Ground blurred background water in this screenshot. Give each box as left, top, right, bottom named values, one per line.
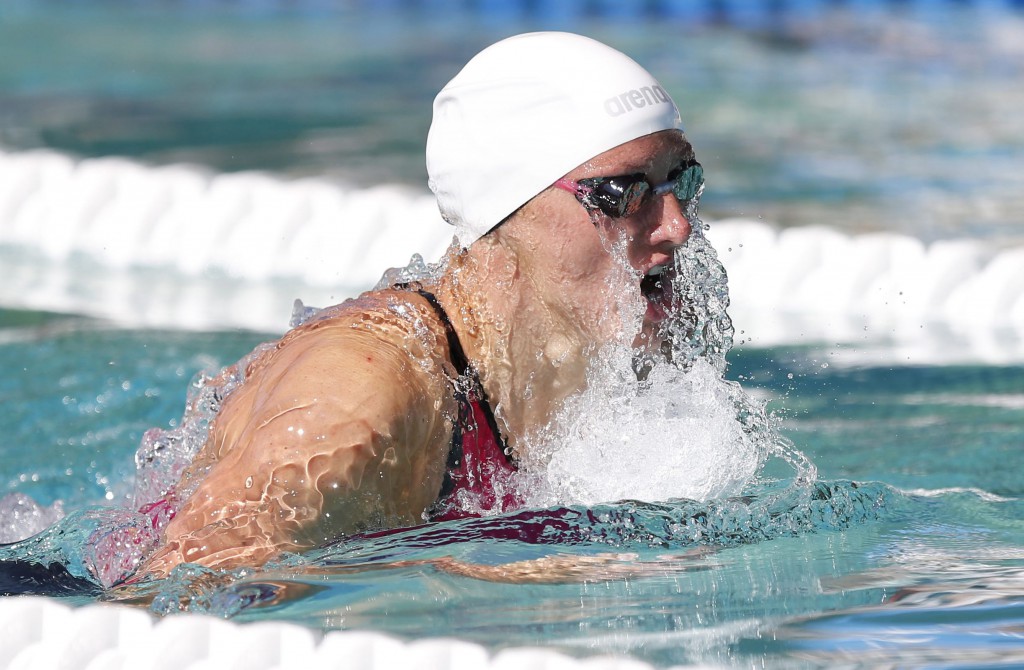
left=2, top=0, right=1023, bottom=244
left=3, top=0, right=1024, bottom=346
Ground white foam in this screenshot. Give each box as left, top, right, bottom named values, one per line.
left=524, top=358, right=762, bottom=507
left=0, top=493, right=65, bottom=544
left=1, top=149, right=1023, bottom=361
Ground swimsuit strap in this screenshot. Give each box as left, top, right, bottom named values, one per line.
left=408, top=286, right=472, bottom=376
left=395, top=283, right=510, bottom=455
left=394, top=283, right=520, bottom=521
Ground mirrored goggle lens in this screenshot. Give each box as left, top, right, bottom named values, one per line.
left=671, top=163, right=704, bottom=203
left=587, top=176, right=649, bottom=218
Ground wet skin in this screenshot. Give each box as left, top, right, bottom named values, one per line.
left=136, top=130, right=695, bottom=580
left=544, top=129, right=695, bottom=349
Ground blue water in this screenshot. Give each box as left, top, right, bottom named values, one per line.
left=2, top=309, right=1022, bottom=667
left=3, top=3, right=1024, bottom=668
left=2, top=2, right=1023, bottom=244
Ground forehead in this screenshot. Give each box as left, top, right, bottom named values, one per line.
left=569, top=130, right=694, bottom=179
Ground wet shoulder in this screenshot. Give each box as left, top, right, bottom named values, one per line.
left=195, top=288, right=459, bottom=475
left=256, top=288, right=454, bottom=382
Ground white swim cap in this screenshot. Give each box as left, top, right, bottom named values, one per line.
left=426, top=32, right=683, bottom=247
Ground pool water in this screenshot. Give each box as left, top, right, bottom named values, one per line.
left=2, top=307, right=1022, bottom=668
left=3, top=2, right=1023, bottom=246
left=2, top=2, right=1024, bottom=668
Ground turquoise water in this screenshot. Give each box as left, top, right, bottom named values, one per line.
left=3, top=3, right=1024, bottom=668
left=2, top=3, right=1023, bottom=244
left=2, top=308, right=1022, bottom=667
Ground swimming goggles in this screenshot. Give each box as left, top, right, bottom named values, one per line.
left=554, top=160, right=703, bottom=219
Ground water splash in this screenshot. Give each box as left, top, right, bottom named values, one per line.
left=81, top=342, right=275, bottom=586
left=0, top=493, right=64, bottom=544
left=523, top=356, right=764, bottom=506
left=516, top=204, right=806, bottom=509
left=665, top=217, right=735, bottom=374
left=373, top=251, right=448, bottom=292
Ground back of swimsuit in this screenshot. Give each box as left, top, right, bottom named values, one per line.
left=407, top=288, right=521, bottom=521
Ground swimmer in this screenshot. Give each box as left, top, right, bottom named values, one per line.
left=135, top=32, right=700, bottom=581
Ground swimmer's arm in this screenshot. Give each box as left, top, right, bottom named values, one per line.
left=137, top=327, right=451, bottom=579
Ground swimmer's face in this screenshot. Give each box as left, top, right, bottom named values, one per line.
left=514, top=129, right=695, bottom=349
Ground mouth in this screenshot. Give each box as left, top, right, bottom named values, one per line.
left=640, top=264, right=673, bottom=322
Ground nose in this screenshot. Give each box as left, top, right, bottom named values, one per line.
left=648, top=191, right=692, bottom=249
